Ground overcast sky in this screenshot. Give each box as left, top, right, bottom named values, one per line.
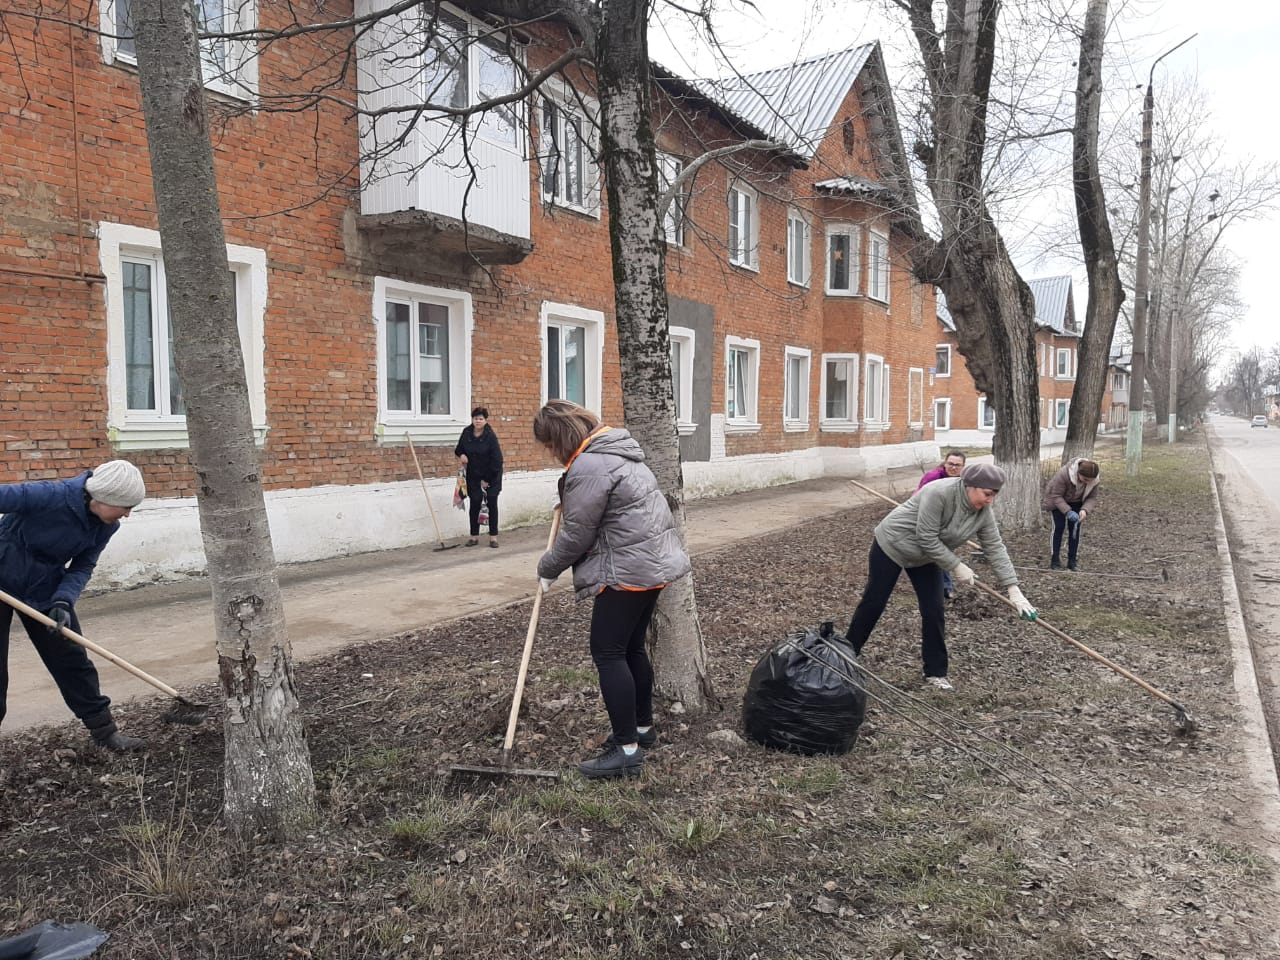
left=648, top=0, right=1278, bottom=358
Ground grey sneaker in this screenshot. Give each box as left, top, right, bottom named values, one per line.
left=924, top=676, right=954, bottom=691
left=577, top=744, right=644, bottom=780
left=95, top=730, right=147, bottom=752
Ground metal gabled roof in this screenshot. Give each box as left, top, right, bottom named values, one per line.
left=708, top=45, right=876, bottom=161
left=1027, top=276, right=1076, bottom=335
left=936, top=290, right=956, bottom=332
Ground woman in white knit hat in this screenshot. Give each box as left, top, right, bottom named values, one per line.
left=0, top=459, right=147, bottom=750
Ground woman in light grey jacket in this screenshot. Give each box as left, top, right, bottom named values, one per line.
left=535, top=400, right=691, bottom=780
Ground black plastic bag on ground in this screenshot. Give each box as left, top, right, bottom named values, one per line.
left=741, top=622, right=867, bottom=755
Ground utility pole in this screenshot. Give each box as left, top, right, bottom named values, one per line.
left=1126, top=35, right=1194, bottom=475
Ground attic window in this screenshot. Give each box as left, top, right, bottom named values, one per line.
left=841, top=118, right=856, bottom=155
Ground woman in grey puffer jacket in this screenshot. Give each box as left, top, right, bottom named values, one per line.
left=534, top=400, right=691, bottom=780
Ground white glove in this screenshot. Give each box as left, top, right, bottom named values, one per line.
left=1007, top=585, right=1037, bottom=621
left=539, top=576, right=557, bottom=594
left=951, top=562, right=975, bottom=586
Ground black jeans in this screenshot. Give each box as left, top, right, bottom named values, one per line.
left=467, top=483, right=499, bottom=537
left=845, top=540, right=948, bottom=678
left=589, top=587, right=660, bottom=744
left=1050, top=502, right=1084, bottom=564
left=0, top=601, right=110, bottom=730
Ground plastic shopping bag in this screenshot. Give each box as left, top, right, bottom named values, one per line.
left=453, top=469, right=468, bottom=510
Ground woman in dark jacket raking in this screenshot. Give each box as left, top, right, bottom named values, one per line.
left=0, top=460, right=147, bottom=751
left=534, top=400, right=691, bottom=780
left=454, top=406, right=504, bottom=547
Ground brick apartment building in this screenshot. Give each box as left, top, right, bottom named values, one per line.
left=934, top=276, right=1116, bottom=448
left=0, top=2, right=942, bottom=586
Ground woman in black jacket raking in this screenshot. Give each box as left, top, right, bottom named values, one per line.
left=455, top=406, right=504, bottom=547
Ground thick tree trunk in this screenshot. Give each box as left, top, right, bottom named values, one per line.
left=132, top=0, right=315, bottom=841
left=1064, top=0, right=1124, bottom=463
left=596, top=0, right=714, bottom=711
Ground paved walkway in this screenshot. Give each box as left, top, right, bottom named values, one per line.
left=5, top=473, right=931, bottom=733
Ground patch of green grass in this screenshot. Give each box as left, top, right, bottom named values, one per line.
left=545, top=666, right=598, bottom=687
left=1200, top=840, right=1273, bottom=878
left=771, top=761, right=844, bottom=798
left=405, top=871, right=452, bottom=912
left=354, top=746, right=412, bottom=771
left=660, top=814, right=726, bottom=853
left=384, top=792, right=480, bottom=848
left=1102, top=444, right=1211, bottom=503
left=1049, top=605, right=1177, bottom=646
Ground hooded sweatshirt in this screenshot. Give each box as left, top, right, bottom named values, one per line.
left=1041, top=458, right=1101, bottom=515
left=537, top=428, right=691, bottom=599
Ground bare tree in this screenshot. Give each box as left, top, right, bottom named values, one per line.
left=130, top=0, right=315, bottom=841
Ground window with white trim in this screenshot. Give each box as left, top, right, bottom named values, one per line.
left=725, top=336, right=760, bottom=427
left=867, top=230, right=890, bottom=302
left=375, top=278, right=474, bottom=442
left=102, top=0, right=258, bottom=100
left=934, top=398, right=951, bottom=430
left=864, top=355, right=889, bottom=425
left=540, top=93, right=598, bottom=214
left=786, top=208, right=812, bottom=287
left=657, top=152, right=685, bottom=246
left=669, top=325, right=695, bottom=432
left=728, top=183, right=759, bottom=270
left=99, top=223, right=266, bottom=451
left=978, top=397, right=996, bottom=430
left=908, top=367, right=925, bottom=426
left=1055, top=398, right=1071, bottom=427
left=543, top=303, right=604, bottom=413
left=825, top=224, right=860, bottom=295
left=1056, top=347, right=1074, bottom=379
left=1112, top=370, right=1127, bottom=390
left=820, top=353, right=858, bottom=428
left=783, top=346, right=811, bottom=427
left=935, top=344, right=951, bottom=377
left=417, top=7, right=522, bottom=149
left=1039, top=342, right=1048, bottom=377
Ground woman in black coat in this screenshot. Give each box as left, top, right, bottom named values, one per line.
left=455, top=406, right=504, bottom=547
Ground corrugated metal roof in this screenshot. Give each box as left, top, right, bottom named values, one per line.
left=814, top=175, right=890, bottom=196
left=1027, top=276, right=1075, bottom=335
left=709, top=45, right=876, bottom=160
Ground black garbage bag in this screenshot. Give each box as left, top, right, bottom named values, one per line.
left=741, top=622, right=867, bottom=756
left=0, top=920, right=108, bottom=960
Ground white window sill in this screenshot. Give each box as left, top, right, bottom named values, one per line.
left=783, top=420, right=810, bottom=433
left=729, top=259, right=760, bottom=274
left=824, top=288, right=860, bottom=298
left=935, top=373, right=951, bottom=379
left=787, top=279, right=811, bottom=290
left=820, top=420, right=859, bottom=433
left=378, top=419, right=469, bottom=445
left=110, top=422, right=268, bottom=451
left=862, top=421, right=890, bottom=433
left=868, top=295, right=889, bottom=305
left=909, top=421, right=925, bottom=429
left=541, top=196, right=601, bottom=220
left=723, top=420, right=761, bottom=435
left=676, top=421, right=698, bottom=437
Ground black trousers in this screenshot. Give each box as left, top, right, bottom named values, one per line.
left=467, top=482, right=499, bottom=536
left=1050, top=502, right=1083, bottom=564
left=0, top=601, right=110, bottom=730
left=589, top=587, right=660, bottom=744
left=845, top=540, right=948, bottom=678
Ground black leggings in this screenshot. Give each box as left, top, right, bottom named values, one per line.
left=467, top=483, right=499, bottom=536
left=589, top=587, right=660, bottom=744
left=845, top=539, right=948, bottom=678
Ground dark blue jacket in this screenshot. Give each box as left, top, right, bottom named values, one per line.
left=0, top=472, right=120, bottom=608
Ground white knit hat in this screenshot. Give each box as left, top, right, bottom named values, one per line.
left=85, top=460, right=146, bottom=508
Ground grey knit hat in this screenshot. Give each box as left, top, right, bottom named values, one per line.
left=85, top=460, right=146, bottom=508
left=961, top=463, right=1006, bottom=491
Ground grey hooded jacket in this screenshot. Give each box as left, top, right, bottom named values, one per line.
left=537, top=428, right=691, bottom=599
left=873, top=476, right=1019, bottom=588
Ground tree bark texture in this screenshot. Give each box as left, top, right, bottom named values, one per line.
left=131, top=0, right=315, bottom=841
left=1064, top=0, right=1124, bottom=463
left=596, top=0, right=714, bottom=711
left=904, top=0, right=1041, bottom=529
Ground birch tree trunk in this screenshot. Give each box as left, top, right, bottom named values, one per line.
left=596, top=0, right=714, bottom=711
left=131, top=0, right=315, bottom=841
left=1064, top=0, right=1124, bottom=463
left=904, top=0, right=1041, bottom=529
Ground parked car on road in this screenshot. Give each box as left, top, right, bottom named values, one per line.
left=1251, top=415, right=1268, bottom=428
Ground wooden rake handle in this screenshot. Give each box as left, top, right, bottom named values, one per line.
left=405, top=432, right=447, bottom=546
left=0, top=588, right=183, bottom=699
left=502, top=508, right=562, bottom=756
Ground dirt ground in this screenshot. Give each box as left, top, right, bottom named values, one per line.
left=2, top=434, right=1277, bottom=960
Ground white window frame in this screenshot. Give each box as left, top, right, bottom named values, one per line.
left=867, top=230, right=890, bottom=303
left=1039, top=342, right=1048, bottom=377
left=669, top=325, right=696, bottom=435
left=819, top=353, right=859, bottom=432
left=825, top=224, right=861, bottom=296
left=935, top=344, right=952, bottom=378
left=539, top=83, right=600, bottom=216
left=908, top=367, right=925, bottom=427
left=727, top=182, right=759, bottom=271
left=786, top=208, right=812, bottom=287
left=978, top=397, right=996, bottom=431
left=99, top=0, right=259, bottom=101
left=99, top=222, right=266, bottom=451
left=374, top=278, right=474, bottom=443
left=1056, top=347, right=1075, bottom=379
left=933, top=398, right=951, bottom=431
left=1055, top=398, right=1071, bottom=428
left=864, top=354, right=890, bottom=427
left=541, top=302, right=605, bottom=414
left=783, top=346, right=811, bottom=430
left=657, top=152, right=686, bottom=247
left=724, top=335, right=761, bottom=432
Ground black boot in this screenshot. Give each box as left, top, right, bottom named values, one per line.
left=1049, top=556, right=1062, bottom=570
left=84, top=709, right=146, bottom=753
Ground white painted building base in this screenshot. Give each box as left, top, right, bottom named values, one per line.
left=92, top=439, right=942, bottom=590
